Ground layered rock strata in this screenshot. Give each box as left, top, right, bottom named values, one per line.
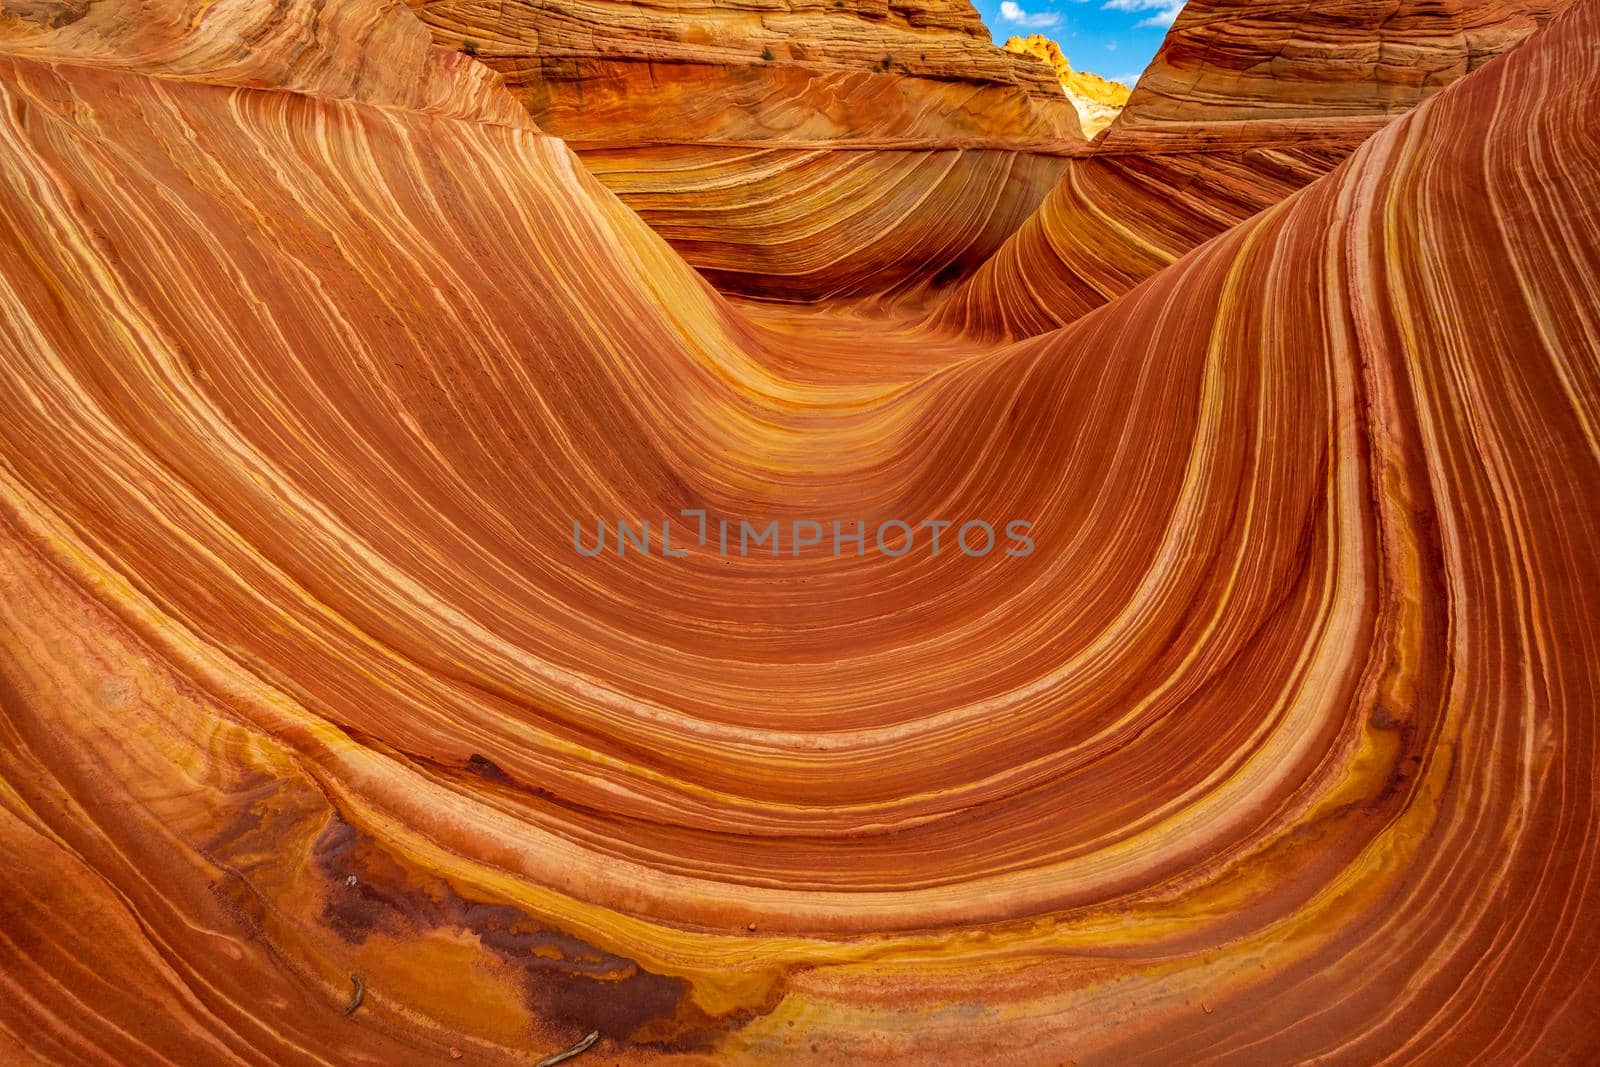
left=932, top=0, right=1575, bottom=337
left=2, top=0, right=1599, bottom=1062
left=404, top=0, right=1086, bottom=299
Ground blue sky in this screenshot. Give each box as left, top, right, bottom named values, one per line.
left=971, top=0, right=1185, bottom=86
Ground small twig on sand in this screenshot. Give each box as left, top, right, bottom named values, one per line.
left=342, top=974, right=365, bottom=1016
left=535, top=1030, right=599, bottom=1067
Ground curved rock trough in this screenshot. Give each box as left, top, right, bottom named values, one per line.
left=1, top=0, right=1597, bottom=1062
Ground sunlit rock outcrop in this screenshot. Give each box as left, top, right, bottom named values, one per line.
left=2, top=0, right=1598, bottom=1062
left=1004, top=33, right=1130, bottom=138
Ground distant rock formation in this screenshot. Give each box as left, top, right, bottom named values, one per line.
left=404, top=0, right=1086, bottom=299
left=1003, top=33, right=1131, bottom=138
left=406, top=0, right=1078, bottom=146
left=934, top=0, right=1576, bottom=337
left=1117, top=0, right=1570, bottom=137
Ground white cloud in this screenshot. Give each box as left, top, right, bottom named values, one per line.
left=1101, top=0, right=1185, bottom=29
left=1105, top=41, right=1118, bottom=51
left=999, top=1, right=1062, bottom=29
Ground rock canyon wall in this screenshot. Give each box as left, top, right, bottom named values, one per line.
left=403, top=0, right=1084, bottom=300
left=932, top=0, right=1577, bottom=337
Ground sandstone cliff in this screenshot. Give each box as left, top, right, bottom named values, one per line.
left=934, top=0, right=1577, bottom=337
left=406, top=0, right=1079, bottom=145
left=1004, top=33, right=1130, bottom=138
left=403, top=0, right=1086, bottom=300
left=1115, top=0, right=1572, bottom=140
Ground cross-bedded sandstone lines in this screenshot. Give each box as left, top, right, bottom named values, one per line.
left=1, top=0, right=1598, bottom=1062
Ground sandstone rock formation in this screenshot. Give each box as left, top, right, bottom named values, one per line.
left=1004, top=33, right=1130, bottom=138
left=933, top=0, right=1576, bottom=337
left=1116, top=0, right=1571, bottom=135
left=406, top=0, right=1075, bottom=145
left=403, top=0, right=1085, bottom=300
left=3, top=0, right=1600, bottom=1063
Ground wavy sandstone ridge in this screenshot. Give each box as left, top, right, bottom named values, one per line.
left=1116, top=0, right=1573, bottom=136
left=2, top=0, right=1600, bottom=1063
left=402, top=0, right=1084, bottom=300
left=933, top=0, right=1575, bottom=337
left=405, top=0, right=1075, bottom=145
left=1004, top=34, right=1130, bottom=138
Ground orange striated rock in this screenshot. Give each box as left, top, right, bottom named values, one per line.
left=0, top=0, right=527, bottom=124
left=1003, top=33, right=1130, bottom=138
left=403, top=0, right=1085, bottom=300
left=3, top=0, right=1600, bottom=1064
left=405, top=0, right=1076, bottom=145
left=1116, top=0, right=1572, bottom=137
left=934, top=0, right=1577, bottom=338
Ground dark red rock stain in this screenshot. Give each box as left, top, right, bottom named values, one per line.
left=464, top=752, right=512, bottom=782
left=313, top=815, right=782, bottom=1049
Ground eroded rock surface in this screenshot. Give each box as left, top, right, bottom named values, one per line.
left=2, top=0, right=1598, bottom=1062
